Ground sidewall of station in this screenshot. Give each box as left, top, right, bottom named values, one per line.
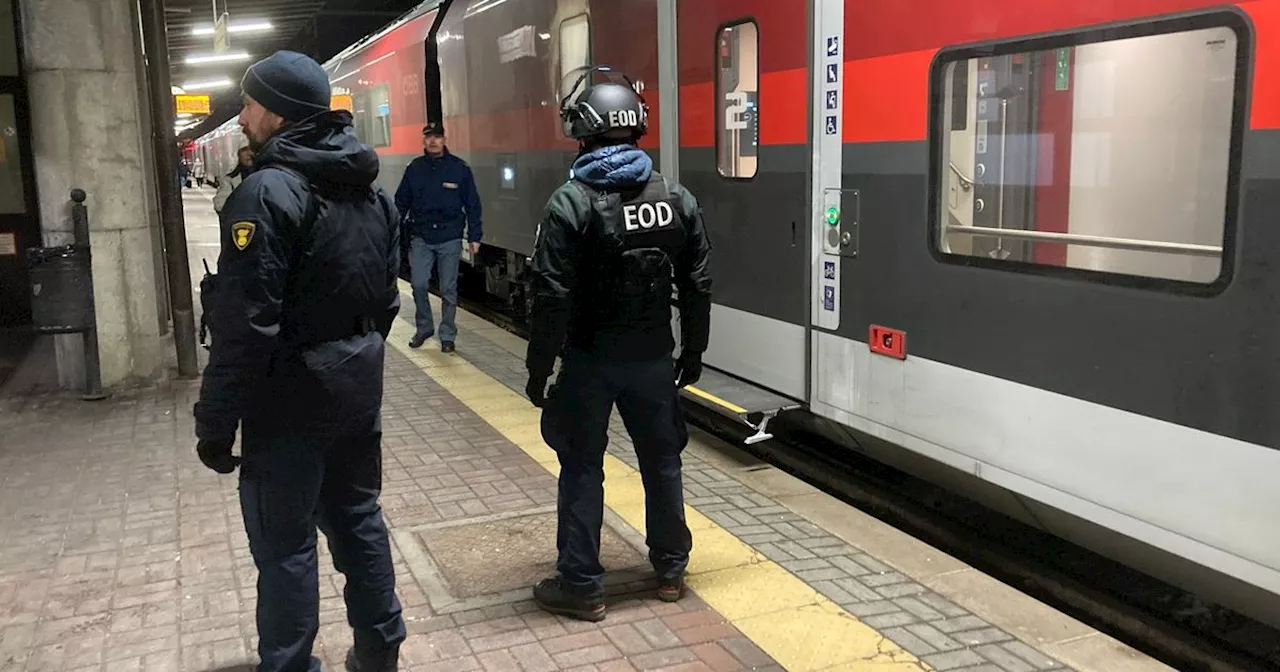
left=18, top=0, right=163, bottom=389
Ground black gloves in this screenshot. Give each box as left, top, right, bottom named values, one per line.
left=526, top=375, right=550, bottom=408
left=675, top=350, right=703, bottom=389
left=197, top=438, right=239, bottom=474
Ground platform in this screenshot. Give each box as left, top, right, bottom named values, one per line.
left=0, top=191, right=1173, bottom=671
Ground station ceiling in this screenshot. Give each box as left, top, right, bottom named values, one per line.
left=164, top=0, right=428, bottom=139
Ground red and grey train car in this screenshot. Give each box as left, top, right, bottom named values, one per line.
left=196, top=0, right=1280, bottom=627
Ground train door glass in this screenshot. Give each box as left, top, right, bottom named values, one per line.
left=716, top=22, right=758, bottom=180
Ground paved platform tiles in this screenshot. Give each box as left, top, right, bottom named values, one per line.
left=387, top=286, right=1172, bottom=672
left=0, top=193, right=1171, bottom=671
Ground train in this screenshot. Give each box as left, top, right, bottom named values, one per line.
left=194, top=0, right=1280, bottom=628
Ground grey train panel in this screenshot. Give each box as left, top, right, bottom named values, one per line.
left=680, top=148, right=809, bottom=327
left=831, top=131, right=1280, bottom=450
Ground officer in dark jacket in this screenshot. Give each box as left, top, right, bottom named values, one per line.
left=394, top=122, right=482, bottom=353
left=524, top=70, right=712, bottom=622
left=193, top=51, right=406, bottom=672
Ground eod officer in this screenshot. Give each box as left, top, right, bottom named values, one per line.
left=524, top=69, right=713, bottom=622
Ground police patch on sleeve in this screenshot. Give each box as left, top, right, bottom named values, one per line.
left=231, top=222, right=256, bottom=251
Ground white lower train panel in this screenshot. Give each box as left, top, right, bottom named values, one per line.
left=810, top=331, right=1280, bottom=600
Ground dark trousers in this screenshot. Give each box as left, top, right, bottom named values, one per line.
left=239, top=426, right=406, bottom=672
left=540, top=349, right=694, bottom=599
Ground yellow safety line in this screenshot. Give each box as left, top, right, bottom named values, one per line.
left=682, top=383, right=750, bottom=415
left=389, top=283, right=927, bottom=671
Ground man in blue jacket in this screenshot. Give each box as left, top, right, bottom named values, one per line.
left=394, top=122, right=482, bottom=353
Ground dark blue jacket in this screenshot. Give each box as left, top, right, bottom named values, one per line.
left=394, top=150, right=482, bottom=245
left=194, top=110, right=401, bottom=441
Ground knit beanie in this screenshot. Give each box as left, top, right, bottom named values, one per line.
left=241, top=51, right=331, bottom=122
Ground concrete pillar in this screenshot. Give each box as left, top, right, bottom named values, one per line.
left=18, top=0, right=163, bottom=389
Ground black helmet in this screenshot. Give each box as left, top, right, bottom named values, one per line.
left=560, top=66, right=649, bottom=141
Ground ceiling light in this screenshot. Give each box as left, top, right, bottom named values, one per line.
left=183, top=77, right=234, bottom=91
left=185, top=52, right=251, bottom=65
left=192, top=21, right=273, bottom=36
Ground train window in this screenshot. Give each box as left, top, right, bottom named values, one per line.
left=931, top=14, right=1249, bottom=289
left=558, top=14, right=591, bottom=102
left=716, top=21, right=759, bottom=180
left=369, top=84, right=392, bottom=148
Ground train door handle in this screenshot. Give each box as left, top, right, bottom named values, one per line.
left=791, top=221, right=797, bottom=247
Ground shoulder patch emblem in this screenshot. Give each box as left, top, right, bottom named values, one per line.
left=231, top=222, right=256, bottom=251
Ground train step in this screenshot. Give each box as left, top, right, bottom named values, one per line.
left=680, top=367, right=802, bottom=445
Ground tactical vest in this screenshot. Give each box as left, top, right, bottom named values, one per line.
left=572, top=171, right=688, bottom=347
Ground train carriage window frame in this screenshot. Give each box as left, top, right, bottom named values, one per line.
left=369, top=83, right=394, bottom=149
left=558, top=14, right=592, bottom=106
left=715, top=18, right=761, bottom=181
left=925, top=8, right=1253, bottom=296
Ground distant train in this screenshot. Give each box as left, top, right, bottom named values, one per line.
left=195, top=0, right=1280, bottom=627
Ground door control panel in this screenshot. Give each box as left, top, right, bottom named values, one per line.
left=822, top=187, right=859, bottom=258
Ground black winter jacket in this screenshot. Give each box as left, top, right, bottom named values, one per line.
left=525, top=160, right=712, bottom=379
left=194, top=111, right=401, bottom=441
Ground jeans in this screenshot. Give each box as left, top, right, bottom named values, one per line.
left=539, top=350, right=693, bottom=599
left=238, top=424, right=406, bottom=672
left=409, top=237, right=462, bottom=343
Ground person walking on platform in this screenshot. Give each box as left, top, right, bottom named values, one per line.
left=524, top=69, right=713, bottom=622
left=192, top=50, right=407, bottom=672
left=394, top=122, right=482, bottom=353
left=213, top=146, right=254, bottom=213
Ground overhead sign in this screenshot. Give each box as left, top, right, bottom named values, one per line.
left=214, top=13, right=230, bottom=53
left=331, top=94, right=354, bottom=113
left=174, top=94, right=211, bottom=115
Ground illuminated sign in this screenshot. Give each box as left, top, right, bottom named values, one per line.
left=331, top=94, right=354, bottom=112
left=174, top=94, right=211, bottom=115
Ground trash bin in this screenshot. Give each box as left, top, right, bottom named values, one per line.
left=27, top=244, right=95, bottom=335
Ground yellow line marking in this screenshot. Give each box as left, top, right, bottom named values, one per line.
left=387, top=284, right=926, bottom=671
left=682, top=383, right=749, bottom=415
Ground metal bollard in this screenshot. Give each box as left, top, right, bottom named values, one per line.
left=70, top=189, right=106, bottom=401
left=26, top=189, right=107, bottom=401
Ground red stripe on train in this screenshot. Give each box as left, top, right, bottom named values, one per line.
left=383, top=0, right=1279, bottom=156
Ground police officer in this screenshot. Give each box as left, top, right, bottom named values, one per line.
left=193, top=51, right=406, bottom=672
left=394, top=121, right=483, bottom=353
left=524, top=71, right=712, bottom=622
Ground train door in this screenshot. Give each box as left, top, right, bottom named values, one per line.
left=674, top=0, right=810, bottom=401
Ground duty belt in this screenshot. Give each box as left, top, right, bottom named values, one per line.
left=292, top=315, right=380, bottom=347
